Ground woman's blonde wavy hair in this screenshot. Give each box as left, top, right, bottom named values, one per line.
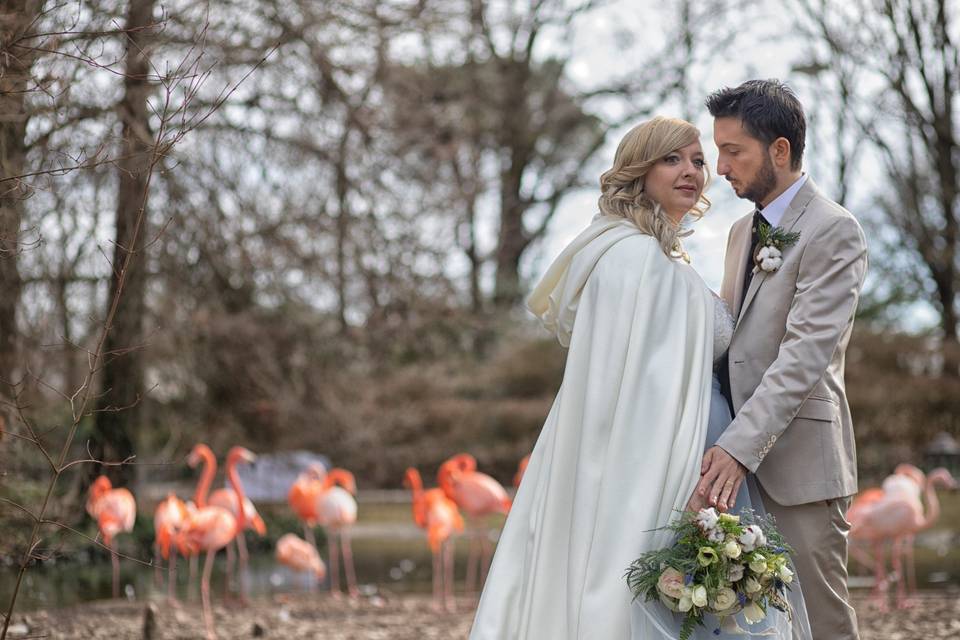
left=598, top=116, right=711, bottom=259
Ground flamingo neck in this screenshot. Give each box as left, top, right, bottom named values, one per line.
left=324, top=469, right=354, bottom=492
left=921, top=476, right=943, bottom=528
left=406, top=471, right=423, bottom=502
left=194, top=448, right=216, bottom=508
left=226, top=454, right=247, bottom=531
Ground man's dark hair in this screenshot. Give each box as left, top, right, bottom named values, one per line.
left=705, top=79, right=806, bottom=171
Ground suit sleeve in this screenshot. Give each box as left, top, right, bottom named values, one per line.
left=715, top=214, right=868, bottom=472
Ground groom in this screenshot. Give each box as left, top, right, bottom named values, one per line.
left=696, top=79, right=867, bottom=639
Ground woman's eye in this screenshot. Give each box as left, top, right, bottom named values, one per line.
left=694, top=159, right=705, bottom=168
left=665, top=155, right=680, bottom=164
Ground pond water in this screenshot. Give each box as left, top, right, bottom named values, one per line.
left=2, top=515, right=957, bottom=612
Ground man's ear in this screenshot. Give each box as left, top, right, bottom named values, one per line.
left=770, top=137, right=792, bottom=168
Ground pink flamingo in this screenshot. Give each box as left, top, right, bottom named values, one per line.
left=177, top=446, right=255, bottom=640
left=183, top=443, right=218, bottom=593
left=209, top=454, right=267, bottom=599
left=288, top=463, right=326, bottom=547
left=404, top=467, right=464, bottom=612
left=154, top=492, right=190, bottom=601
left=850, top=467, right=957, bottom=610
left=437, top=453, right=511, bottom=594
left=86, top=475, right=137, bottom=599
left=316, top=468, right=359, bottom=598
left=276, top=533, right=327, bottom=590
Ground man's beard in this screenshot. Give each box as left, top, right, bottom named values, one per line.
left=740, top=154, right=777, bottom=205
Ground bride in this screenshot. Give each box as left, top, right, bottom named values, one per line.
left=468, top=117, right=810, bottom=639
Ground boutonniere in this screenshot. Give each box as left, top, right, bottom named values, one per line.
left=752, top=224, right=800, bottom=274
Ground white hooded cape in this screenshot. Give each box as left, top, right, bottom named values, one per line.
left=470, top=216, right=715, bottom=639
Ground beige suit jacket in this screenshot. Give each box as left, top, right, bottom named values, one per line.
left=717, top=178, right=868, bottom=506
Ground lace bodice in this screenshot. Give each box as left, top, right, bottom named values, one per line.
left=713, top=294, right=734, bottom=363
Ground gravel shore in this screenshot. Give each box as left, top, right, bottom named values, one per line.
left=8, top=589, right=959, bottom=639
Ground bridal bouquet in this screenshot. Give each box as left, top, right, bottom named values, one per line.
left=625, top=507, right=795, bottom=640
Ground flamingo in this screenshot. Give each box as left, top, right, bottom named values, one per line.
left=513, top=454, right=530, bottom=489
left=183, top=443, right=217, bottom=593
left=86, top=475, right=137, bottom=599
left=154, top=493, right=190, bottom=601
left=438, top=453, right=511, bottom=594
left=276, top=533, right=327, bottom=590
left=209, top=454, right=267, bottom=599
left=288, top=463, right=326, bottom=547
left=177, top=446, right=255, bottom=640
left=404, top=467, right=464, bottom=612
left=316, top=468, right=359, bottom=598
left=848, top=465, right=927, bottom=592
left=850, top=467, right=957, bottom=610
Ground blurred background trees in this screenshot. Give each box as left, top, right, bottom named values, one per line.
left=1, top=0, right=958, bottom=521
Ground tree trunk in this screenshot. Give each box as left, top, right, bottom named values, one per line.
left=91, top=0, right=156, bottom=486
left=0, top=1, right=39, bottom=405
left=335, top=129, right=350, bottom=335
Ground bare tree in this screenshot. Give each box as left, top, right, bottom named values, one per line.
left=791, top=0, right=960, bottom=373
left=88, top=0, right=158, bottom=486
left=0, top=2, right=45, bottom=414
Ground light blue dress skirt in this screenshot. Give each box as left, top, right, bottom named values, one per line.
left=705, top=375, right=764, bottom=515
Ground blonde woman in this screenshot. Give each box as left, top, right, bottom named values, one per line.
left=468, top=117, right=810, bottom=639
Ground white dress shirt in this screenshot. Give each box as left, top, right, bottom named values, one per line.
left=758, top=174, right=808, bottom=226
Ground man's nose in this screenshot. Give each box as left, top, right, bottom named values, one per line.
left=716, top=159, right=730, bottom=176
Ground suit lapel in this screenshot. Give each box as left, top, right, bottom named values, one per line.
left=728, top=218, right=752, bottom=317
left=735, top=178, right=820, bottom=328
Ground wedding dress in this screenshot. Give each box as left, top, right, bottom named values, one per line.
left=629, top=298, right=813, bottom=639
left=468, top=215, right=810, bottom=640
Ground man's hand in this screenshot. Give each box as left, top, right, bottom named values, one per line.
left=695, top=446, right=747, bottom=512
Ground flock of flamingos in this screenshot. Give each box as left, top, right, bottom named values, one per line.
left=84, top=444, right=526, bottom=638
left=84, top=444, right=953, bottom=638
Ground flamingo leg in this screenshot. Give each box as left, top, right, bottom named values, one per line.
left=431, top=545, right=443, bottom=612
left=304, top=523, right=316, bottom=548
left=201, top=549, right=218, bottom=640
left=328, top=530, right=341, bottom=598
left=905, top=534, right=917, bottom=600
left=236, top=532, right=250, bottom=601
left=340, top=529, right=359, bottom=597
left=465, top=531, right=479, bottom=594
left=479, top=534, right=493, bottom=588
left=891, top=537, right=907, bottom=609
left=223, top=539, right=235, bottom=599
left=189, top=552, right=199, bottom=596
left=111, top=541, right=120, bottom=599
left=168, top=548, right=179, bottom=602
left=154, top=543, right=163, bottom=589
left=444, top=539, right=456, bottom=613
left=871, top=541, right=888, bottom=612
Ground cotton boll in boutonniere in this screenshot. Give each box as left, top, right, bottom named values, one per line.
left=752, top=224, right=800, bottom=274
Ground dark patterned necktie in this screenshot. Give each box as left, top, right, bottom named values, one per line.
left=741, top=210, right=770, bottom=307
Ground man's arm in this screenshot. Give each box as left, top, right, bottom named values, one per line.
left=696, top=213, right=868, bottom=509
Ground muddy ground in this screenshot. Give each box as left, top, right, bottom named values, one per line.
left=7, top=590, right=960, bottom=639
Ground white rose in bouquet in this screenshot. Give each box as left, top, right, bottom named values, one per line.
left=656, top=567, right=685, bottom=599
left=678, top=588, right=694, bottom=612
left=691, top=585, right=708, bottom=608
left=711, top=587, right=738, bottom=613
left=723, top=539, right=742, bottom=559
left=726, top=563, right=745, bottom=582
left=777, top=565, right=794, bottom=583
left=748, top=554, right=767, bottom=574
left=744, top=577, right=762, bottom=595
